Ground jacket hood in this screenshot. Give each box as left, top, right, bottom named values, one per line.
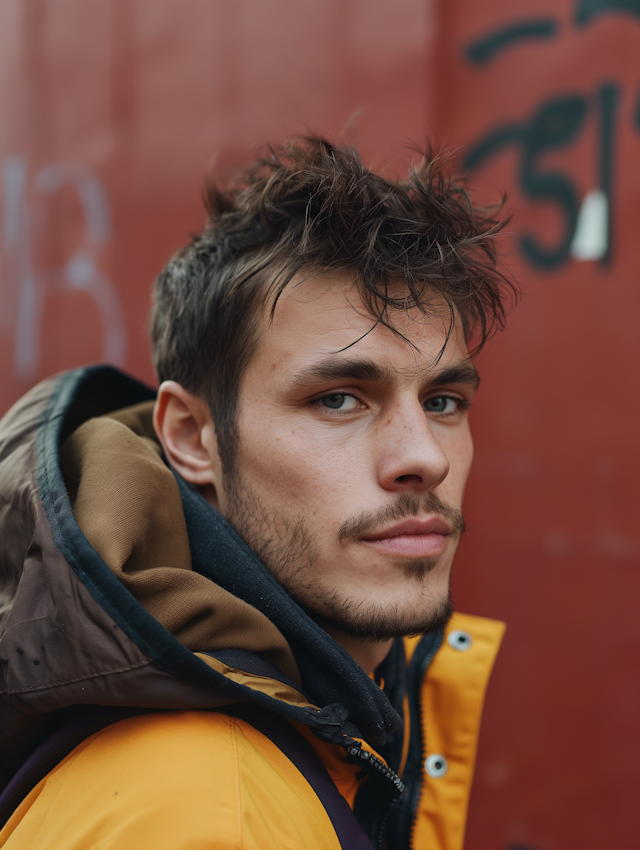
left=0, top=366, right=401, bottom=785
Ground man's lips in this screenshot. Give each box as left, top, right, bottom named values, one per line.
left=359, top=517, right=452, bottom=558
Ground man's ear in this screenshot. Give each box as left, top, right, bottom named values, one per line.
left=153, top=381, right=223, bottom=505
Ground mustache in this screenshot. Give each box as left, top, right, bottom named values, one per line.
left=337, top=491, right=465, bottom=545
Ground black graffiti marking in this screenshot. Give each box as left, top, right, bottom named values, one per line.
left=463, top=85, right=619, bottom=270
left=466, top=1, right=640, bottom=70
left=576, top=0, right=640, bottom=26
left=519, top=96, right=588, bottom=268
left=463, top=96, right=587, bottom=268
left=463, top=125, right=522, bottom=172
left=595, top=84, right=618, bottom=265
left=465, top=18, right=558, bottom=66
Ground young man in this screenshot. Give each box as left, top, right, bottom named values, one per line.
left=0, top=139, right=513, bottom=849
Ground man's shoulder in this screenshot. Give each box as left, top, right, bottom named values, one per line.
left=0, top=711, right=341, bottom=850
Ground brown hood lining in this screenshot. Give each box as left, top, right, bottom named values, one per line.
left=59, top=402, right=300, bottom=685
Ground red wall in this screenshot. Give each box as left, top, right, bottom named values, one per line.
left=0, top=2, right=637, bottom=848
left=0, top=0, right=433, bottom=405
left=437, top=3, right=640, bottom=849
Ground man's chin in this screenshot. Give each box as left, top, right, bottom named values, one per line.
left=301, top=592, right=454, bottom=644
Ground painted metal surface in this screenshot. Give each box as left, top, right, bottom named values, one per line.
left=0, top=2, right=637, bottom=848
left=436, top=4, right=640, bottom=849
left=0, top=0, right=433, bottom=407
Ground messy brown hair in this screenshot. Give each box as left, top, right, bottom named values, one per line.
left=151, top=136, right=514, bottom=470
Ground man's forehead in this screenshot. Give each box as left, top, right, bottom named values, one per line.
left=268, top=273, right=468, bottom=360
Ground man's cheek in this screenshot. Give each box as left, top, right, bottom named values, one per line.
left=441, top=435, right=473, bottom=493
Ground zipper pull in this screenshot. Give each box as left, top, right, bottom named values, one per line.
left=344, top=740, right=407, bottom=799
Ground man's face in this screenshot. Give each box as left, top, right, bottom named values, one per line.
left=217, top=275, right=478, bottom=640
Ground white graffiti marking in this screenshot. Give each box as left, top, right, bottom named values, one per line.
left=2, top=155, right=126, bottom=379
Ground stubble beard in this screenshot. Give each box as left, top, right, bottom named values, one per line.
left=224, top=473, right=462, bottom=642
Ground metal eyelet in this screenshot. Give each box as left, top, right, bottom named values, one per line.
left=425, top=754, right=448, bottom=777
left=447, top=629, right=472, bottom=651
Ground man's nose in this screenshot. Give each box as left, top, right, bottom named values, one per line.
left=375, top=399, right=450, bottom=492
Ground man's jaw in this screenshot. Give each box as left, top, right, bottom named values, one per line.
left=303, top=588, right=455, bottom=643
left=225, top=477, right=459, bottom=642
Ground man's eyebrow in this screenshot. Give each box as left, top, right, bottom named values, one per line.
left=292, top=357, right=480, bottom=390
left=427, top=364, right=480, bottom=390
left=292, top=357, right=397, bottom=387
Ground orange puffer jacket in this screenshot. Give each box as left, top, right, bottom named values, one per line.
left=0, top=367, right=503, bottom=850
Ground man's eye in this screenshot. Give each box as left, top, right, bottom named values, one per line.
left=320, top=393, right=358, bottom=410
left=424, top=396, right=458, bottom=414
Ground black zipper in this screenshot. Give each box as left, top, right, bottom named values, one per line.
left=385, top=631, right=443, bottom=850
left=346, top=740, right=406, bottom=849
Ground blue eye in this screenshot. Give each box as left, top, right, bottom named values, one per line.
left=425, top=396, right=456, bottom=414
left=319, top=394, right=359, bottom=411
left=321, top=394, right=348, bottom=409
